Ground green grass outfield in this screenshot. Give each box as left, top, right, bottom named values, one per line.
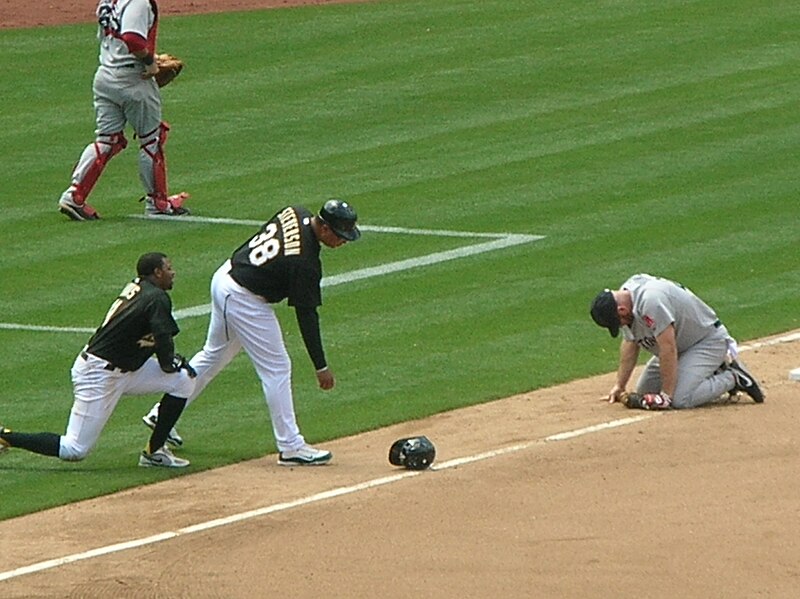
left=1, top=0, right=798, bottom=520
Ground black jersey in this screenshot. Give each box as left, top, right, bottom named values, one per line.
left=85, top=277, right=179, bottom=371
left=229, top=206, right=323, bottom=308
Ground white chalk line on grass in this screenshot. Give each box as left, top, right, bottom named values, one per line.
left=130, top=214, right=515, bottom=239
left=0, top=414, right=652, bottom=583
left=0, top=323, right=95, bottom=334
left=1, top=223, right=543, bottom=331
left=177, top=233, right=541, bottom=319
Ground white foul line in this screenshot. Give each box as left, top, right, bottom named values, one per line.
left=130, top=214, right=514, bottom=239
left=0, top=323, right=95, bottom=334
left=0, top=414, right=653, bottom=583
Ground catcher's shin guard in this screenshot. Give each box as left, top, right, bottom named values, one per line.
left=68, top=132, right=128, bottom=204
left=139, top=121, right=173, bottom=212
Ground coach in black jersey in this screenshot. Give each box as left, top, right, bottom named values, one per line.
left=142, top=199, right=360, bottom=465
left=0, top=253, right=197, bottom=468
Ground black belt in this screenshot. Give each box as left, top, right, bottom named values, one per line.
left=80, top=351, right=130, bottom=373
left=713, top=320, right=722, bottom=328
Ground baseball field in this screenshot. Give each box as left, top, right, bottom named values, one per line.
left=1, top=0, right=799, bottom=596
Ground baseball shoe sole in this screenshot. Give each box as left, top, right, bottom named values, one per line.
left=278, top=445, right=332, bottom=466
left=729, top=359, right=765, bottom=403
left=138, top=446, right=190, bottom=468
left=142, top=413, right=184, bottom=447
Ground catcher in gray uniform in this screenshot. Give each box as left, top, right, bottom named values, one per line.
left=57, top=0, right=190, bottom=221
left=590, top=273, right=764, bottom=410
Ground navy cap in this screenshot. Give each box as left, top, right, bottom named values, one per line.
left=590, top=289, right=620, bottom=338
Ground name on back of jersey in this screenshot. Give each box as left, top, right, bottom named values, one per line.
left=278, top=207, right=301, bottom=256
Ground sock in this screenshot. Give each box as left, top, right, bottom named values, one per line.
left=146, top=394, right=187, bottom=453
left=1, top=432, right=61, bottom=456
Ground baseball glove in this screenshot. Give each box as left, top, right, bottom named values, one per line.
left=154, top=53, right=184, bottom=88
left=620, top=391, right=672, bottom=410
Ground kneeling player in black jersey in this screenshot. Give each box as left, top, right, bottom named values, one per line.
left=0, top=253, right=196, bottom=468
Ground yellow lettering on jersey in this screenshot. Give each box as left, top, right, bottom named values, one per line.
left=137, top=334, right=156, bottom=348
left=99, top=281, right=142, bottom=327
left=277, top=207, right=302, bottom=256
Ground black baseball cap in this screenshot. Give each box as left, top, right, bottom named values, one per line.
left=590, top=289, right=620, bottom=337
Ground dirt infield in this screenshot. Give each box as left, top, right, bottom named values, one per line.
left=1, top=333, right=799, bottom=597
left=3, top=3, right=800, bottom=597
left=0, top=0, right=367, bottom=29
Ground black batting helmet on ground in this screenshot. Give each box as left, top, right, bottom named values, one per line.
left=318, top=199, right=361, bottom=241
left=388, top=436, right=436, bottom=470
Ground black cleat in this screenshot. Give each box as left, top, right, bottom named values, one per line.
left=729, top=359, right=764, bottom=403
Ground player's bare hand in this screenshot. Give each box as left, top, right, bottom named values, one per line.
left=316, top=368, right=335, bottom=391
left=607, top=385, right=626, bottom=404
left=142, top=62, right=159, bottom=79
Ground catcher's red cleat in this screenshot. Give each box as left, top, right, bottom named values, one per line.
left=59, top=198, right=100, bottom=221
left=142, top=192, right=191, bottom=216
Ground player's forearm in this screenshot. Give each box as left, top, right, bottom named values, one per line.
left=657, top=344, right=679, bottom=397
left=133, top=50, right=155, bottom=65
left=616, top=340, right=639, bottom=388
left=295, top=307, right=327, bottom=371
left=658, top=359, right=678, bottom=397
left=123, top=34, right=156, bottom=74
left=655, top=325, right=678, bottom=396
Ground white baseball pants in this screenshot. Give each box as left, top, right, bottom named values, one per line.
left=187, top=261, right=306, bottom=452
left=62, top=352, right=196, bottom=461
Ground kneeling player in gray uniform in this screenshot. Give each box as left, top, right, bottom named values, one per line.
left=590, top=273, right=764, bottom=409
left=0, top=253, right=196, bottom=467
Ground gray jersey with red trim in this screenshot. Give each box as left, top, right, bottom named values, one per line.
left=620, top=273, right=721, bottom=355
left=97, top=0, right=156, bottom=69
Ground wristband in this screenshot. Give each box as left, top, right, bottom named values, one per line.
left=142, top=53, right=154, bottom=66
